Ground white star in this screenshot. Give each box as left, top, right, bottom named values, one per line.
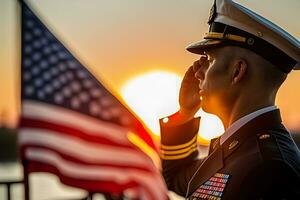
left=49, top=55, right=58, bottom=64
left=32, top=67, right=40, bottom=75
left=52, top=44, right=60, bottom=51
left=23, top=58, right=32, bottom=67
left=50, top=67, right=59, bottom=76
left=34, top=79, right=43, bottom=87
left=40, top=38, right=48, bottom=45
left=33, top=28, right=41, bottom=36
left=58, top=63, right=66, bottom=71
left=33, top=40, right=41, bottom=49
left=100, top=96, right=112, bottom=107
left=43, top=47, right=51, bottom=55
left=54, top=94, right=64, bottom=104
left=83, top=80, right=93, bottom=88
left=43, top=73, right=51, bottom=81
left=79, top=92, right=89, bottom=102
left=44, top=85, right=53, bottom=94
left=25, top=86, right=34, bottom=96
left=52, top=80, right=61, bottom=89
left=24, top=33, right=32, bottom=41
left=77, top=71, right=88, bottom=79
left=58, top=52, right=68, bottom=59
left=24, top=46, right=32, bottom=54
left=59, top=75, right=67, bottom=84
left=23, top=72, right=31, bottom=81
left=89, top=102, right=100, bottom=116
left=66, top=72, right=74, bottom=80
left=90, top=88, right=102, bottom=98
left=40, top=61, right=49, bottom=69
left=62, top=87, right=72, bottom=97
left=32, top=53, right=41, bottom=61
left=26, top=20, right=34, bottom=28
left=71, top=81, right=81, bottom=92
left=37, top=91, right=45, bottom=99
left=68, top=61, right=77, bottom=69
left=71, top=98, right=80, bottom=109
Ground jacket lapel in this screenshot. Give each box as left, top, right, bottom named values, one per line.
left=188, top=145, right=223, bottom=196
left=208, top=137, right=220, bottom=154
left=188, top=109, right=283, bottom=196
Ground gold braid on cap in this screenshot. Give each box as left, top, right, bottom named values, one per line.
left=204, top=32, right=247, bottom=43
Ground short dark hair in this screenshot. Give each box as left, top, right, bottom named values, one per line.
left=227, top=46, right=287, bottom=90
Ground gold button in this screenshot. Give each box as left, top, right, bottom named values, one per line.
left=228, top=140, right=239, bottom=150
left=259, top=134, right=270, bottom=140
left=162, top=117, right=169, bottom=123
left=247, top=38, right=255, bottom=45
left=257, top=31, right=263, bottom=37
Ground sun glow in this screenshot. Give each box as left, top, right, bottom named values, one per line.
left=197, top=109, right=224, bottom=141
left=121, top=71, right=181, bottom=135
left=121, top=71, right=224, bottom=144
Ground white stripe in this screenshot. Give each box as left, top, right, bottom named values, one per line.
left=22, top=100, right=131, bottom=144
left=26, top=148, right=167, bottom=200
left=19, top=129, right=154, bottom=169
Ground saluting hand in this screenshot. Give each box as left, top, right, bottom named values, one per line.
left=178, top=56, right=208, bottom=121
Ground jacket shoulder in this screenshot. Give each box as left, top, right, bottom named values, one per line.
left=256, top=129, right=300, bottom=176
left=238, top=158, right=300, bottom=199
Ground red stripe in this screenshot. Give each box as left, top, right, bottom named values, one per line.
left=20, top=145, right=154, bottom=172
left=20, top=117, right=133, bottom=148
left=25, top=160, right=156, bottom=199
left=133, top=119, right=158, bottom=151
left=25, top=160, right=138, bottom=193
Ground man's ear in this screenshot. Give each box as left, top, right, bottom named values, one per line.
left=232, top=59, right=247, bottom=84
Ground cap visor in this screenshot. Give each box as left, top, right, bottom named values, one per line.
left=186, top=39, right=223, bottom=54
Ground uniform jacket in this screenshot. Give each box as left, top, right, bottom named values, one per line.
left=160, top=109, right=300, bottom=199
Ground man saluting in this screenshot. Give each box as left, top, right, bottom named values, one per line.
left=159, top=0, right=300, bottom=199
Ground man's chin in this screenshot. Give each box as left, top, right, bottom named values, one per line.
left=201, top=103, right=216, bottom=115
left=201, top=106, right=211, bottom=114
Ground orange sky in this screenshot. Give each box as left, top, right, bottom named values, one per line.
left=0, top=0, right=300, bottom=131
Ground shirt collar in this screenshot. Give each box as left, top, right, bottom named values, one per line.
left=220, top=105, right=278, bottom=145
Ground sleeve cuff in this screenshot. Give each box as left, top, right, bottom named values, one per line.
left=159, top=116, right=200, bottom=160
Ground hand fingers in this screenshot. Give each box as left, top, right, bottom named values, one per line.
left=181, top=66, right=196, bottom=85
left=192, top=56, right=208, bottom=72
left=184, top=66, right=196, bottom=80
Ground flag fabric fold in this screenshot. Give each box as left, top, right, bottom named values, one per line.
left=19, top=2, right=168, bottom=199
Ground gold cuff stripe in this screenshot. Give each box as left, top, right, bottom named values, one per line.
left=160, top=143, right=197, bottom=155
left=204, top=32, right=247, bottom=43
left=160, top=135, right=197, bottom=150
left=160, top=147, right=198, bottom=160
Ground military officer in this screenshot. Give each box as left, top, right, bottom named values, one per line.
left=159, top=0, right=300, bottom=199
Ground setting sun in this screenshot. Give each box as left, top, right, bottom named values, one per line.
left=197, top=109, right=224, bottom=141
left=121, top=71, right=182, bottom=135
left=120, top=71, right=224, bottom=144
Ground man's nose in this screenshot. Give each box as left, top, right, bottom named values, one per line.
left=193, top=57, right=207, bottom=81
left=195, top=70, right=205, bottom=81
left=194, top=62, right=205, bottom=81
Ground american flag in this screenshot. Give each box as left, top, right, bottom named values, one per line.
left=19, top=1, right=168, bottom=199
